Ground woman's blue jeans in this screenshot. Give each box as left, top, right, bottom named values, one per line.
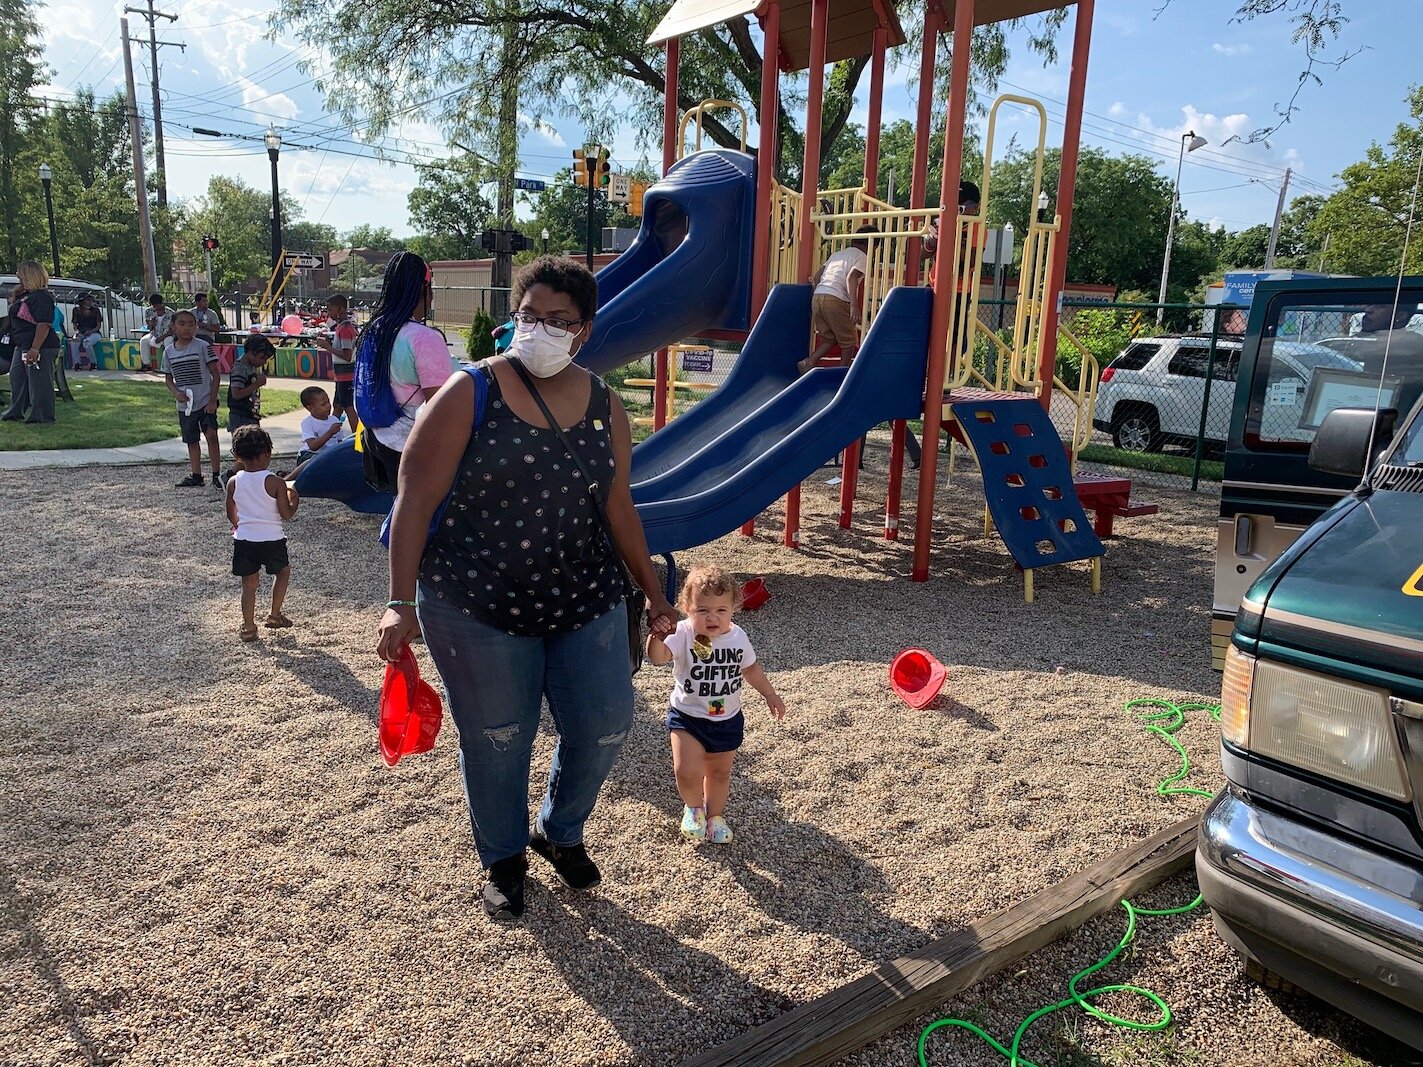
left=418, top=590, right=635, bottom=869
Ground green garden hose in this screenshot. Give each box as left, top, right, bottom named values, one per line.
left=916, top=698, right=1221, bottom=1067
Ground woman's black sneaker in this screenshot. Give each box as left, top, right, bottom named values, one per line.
left=175, top=473, right=205, bottom=488
left=483, top=852, right=527, bottom=921
left=529, top=828, right=601, bottom=890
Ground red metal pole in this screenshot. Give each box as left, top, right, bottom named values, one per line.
left=864, top=27, right=886, bottom=195
left=911, top=0, right=974, bottom=583
left=654, top=39, right=681, bottom=429
left=905, top=7, right=942, bottom=288
left=1037, top=0, right=1094, bottom=412
left=885, top=419, right=906, bottom=538
left=785, top=0, right=829, bottom=549
left=751, top=3, right=781, bottom=323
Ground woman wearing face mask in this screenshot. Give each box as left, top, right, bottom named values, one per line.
left=376, top=257, right=677, bottom=921
left=354, top=250, right=456, bottom=489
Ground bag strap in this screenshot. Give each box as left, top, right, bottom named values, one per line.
left=508, top=358, right=634, bottom=590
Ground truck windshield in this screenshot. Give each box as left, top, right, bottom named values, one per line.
left=1396, top=404, right=1423, bottom=467
left=1246, top=292, right=1423, bottom=450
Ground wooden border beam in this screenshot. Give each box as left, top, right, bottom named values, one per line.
left=679, top=817, right=1198, bottom=1067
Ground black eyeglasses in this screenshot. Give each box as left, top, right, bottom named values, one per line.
left=511, top=311, right=585, bottom=339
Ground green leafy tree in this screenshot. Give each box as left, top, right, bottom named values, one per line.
left=466, top=307, right=497, bottom=359
left=1219, top=224, right=1272, bottom=270
left=1, top=0, right=48, bottom=269
left=408, top=157, right=496, bottom=261
left=178, top=176, right=307, bottom=290
left=1307, top=85, right=1423, bottom=276
left=285, top=221, right=340, bottom=255
left=342, top=224, right=405, bottom=252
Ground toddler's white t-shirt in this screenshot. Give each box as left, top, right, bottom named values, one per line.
left=300, top=413, right=348, bottom=453
left=664, top=619, right=756, bottom=720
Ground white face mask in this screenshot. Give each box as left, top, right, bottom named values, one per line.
left=507, top=322, right=579, bottom=378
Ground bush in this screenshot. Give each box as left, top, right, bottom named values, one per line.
left=466, top=308, right=497, bottom=361
left=1059, top=307, right=1159, bottom=388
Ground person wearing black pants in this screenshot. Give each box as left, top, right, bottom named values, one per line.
left=1, top=262, right=60, bottom=425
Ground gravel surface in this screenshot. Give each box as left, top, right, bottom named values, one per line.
left=0, top=459, right=1412, bottom=1066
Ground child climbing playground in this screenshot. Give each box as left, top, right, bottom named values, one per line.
left=647, top=565, right=786, bottom=844
left=798, top=224, right=878, bottom=375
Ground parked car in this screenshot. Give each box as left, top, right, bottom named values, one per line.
left=1093, top=334, right=1360, bottom=453
left=0, top=275, right=148, bottom=340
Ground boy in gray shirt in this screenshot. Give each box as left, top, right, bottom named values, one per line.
left=162, top=309, right=223, bottom=488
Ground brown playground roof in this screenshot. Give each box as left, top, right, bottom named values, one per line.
left=647, top=0, right=1072, bottom=70
left=647, top=0, right=907, bottom=71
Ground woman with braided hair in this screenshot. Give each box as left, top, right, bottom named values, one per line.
left=354, top=250, right=457, bottom=488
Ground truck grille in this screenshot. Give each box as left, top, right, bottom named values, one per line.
left=1372, top=463, right=1423, bottom=493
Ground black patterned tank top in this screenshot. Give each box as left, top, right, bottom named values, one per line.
left=419, top=368, right=625, bottom=636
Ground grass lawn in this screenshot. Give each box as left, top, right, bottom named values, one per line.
left=1079, top=442, right=1224, bottom=482
left=0, top=381, right=303, bottom=452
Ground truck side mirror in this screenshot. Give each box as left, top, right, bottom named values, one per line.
left=1308, top=407, right=1398, bottom=478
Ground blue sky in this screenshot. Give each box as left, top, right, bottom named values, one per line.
left=33, top=0, right=1416, bottom=240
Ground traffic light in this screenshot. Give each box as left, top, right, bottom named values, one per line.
left=591, top=146, right=611, bottom=188
left=201, top=235, right=220, bottom=252
left=629, top=182, right=647, bottom=217
left=572, top=150, right=589, bottom=187
left=480, top=229, right=497, bottom=252
left=510, top=232, right=531, bottom=253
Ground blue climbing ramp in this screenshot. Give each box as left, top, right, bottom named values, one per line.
left=949, top=397, right=1105, bottom=571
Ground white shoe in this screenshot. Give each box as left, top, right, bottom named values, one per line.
left=707, top=815, right=733, bottom=844
left=680, top=805, right=707, bottom=841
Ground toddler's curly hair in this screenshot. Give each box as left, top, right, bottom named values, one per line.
left=677, top=565, right=742, bottom=612
left=231, top=424, right=274, bottom=462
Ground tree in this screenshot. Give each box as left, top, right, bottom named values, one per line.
left=272, top=0, right=1061, bottom=193
left=1, top=0, right=48, bottom=269
left=526, top=169, right=637, bottom=256
left=1220, top=224, right=1272, bottom=270
left=177, top=176, right=308, bottom=290
left=1306, top=85, right=1423, bottom=276
left=285, top=221, right=340, bottom=255
left=987, top=147, right=1201, bottom=294
left=407, top=156, right=495, bottom=261
left=342, top=224, right=405, bottom=252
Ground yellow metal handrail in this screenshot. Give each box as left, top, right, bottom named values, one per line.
left=810, top=199, right=936, bottom=330
left=1053, top=325, right=1102, bottom=472
left=769, top=181, right=802, bottom=290
left=678, top=100, right=748, bottom=159
left=1006, top=217, right=1060, bottom=389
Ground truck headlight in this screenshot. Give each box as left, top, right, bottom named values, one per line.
left=1250, top=659, right=1411, bottom=801
left=1220, top=645, right=1254, bottom=747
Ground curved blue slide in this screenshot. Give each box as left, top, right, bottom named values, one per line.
left=576, top=149, right=757, bottom=375
left=631, top=285, right=932, bottom=556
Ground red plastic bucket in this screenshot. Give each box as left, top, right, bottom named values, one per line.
left=889, top=647, right=947, bottom=710
left=741, top=577, right=770, bottom=611
left=379, top=645, right=443, bottom=766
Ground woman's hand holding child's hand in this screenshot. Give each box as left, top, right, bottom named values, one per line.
left=646, top=596, right=677, bottom=637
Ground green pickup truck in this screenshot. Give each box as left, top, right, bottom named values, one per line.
left=1196, top=276, right=1423, bottom=1050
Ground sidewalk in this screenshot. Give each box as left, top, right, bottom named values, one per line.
left=0, top=370, right=311, bottom=471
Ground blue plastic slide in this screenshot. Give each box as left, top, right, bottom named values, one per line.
left=576, top=149, right=757, bottom=375
left=630, top=284, right=932, bottom=556
left=292, top=438, right=389, bottom=514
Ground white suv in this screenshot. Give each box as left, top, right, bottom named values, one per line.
left=1093, top=334, right=1359, bottom=453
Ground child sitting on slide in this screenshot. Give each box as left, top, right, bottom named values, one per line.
left=646, top=565, right=786, bottom=844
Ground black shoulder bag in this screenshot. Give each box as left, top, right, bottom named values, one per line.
left=509, top=359, right=645, bottom=674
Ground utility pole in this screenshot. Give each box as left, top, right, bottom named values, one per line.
left=124, top=1, right=180, bottom=209
left=1264, top=166, right=1292, bottom=269
left=491, top=22, right=518, bottom=323
left=121, top=18, right=159, bottom=294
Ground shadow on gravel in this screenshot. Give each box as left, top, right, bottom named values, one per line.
left=1260, top=988, right=1423, bottom=1067
left=526, top=891, right=793, bottom=1065
left=0, top=860, right=110, bottom=1066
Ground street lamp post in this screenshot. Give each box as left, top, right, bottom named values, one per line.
left=39, top=163, right=60, bottom=277
left=264, top=126, right=283, bottom=277
left=1157, top=129, right=1208, bottom=324
left=1036, top=189, right=1049, bottom=224
left=541, top=228, right=550, bottom=255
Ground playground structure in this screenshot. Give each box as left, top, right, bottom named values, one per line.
left=618, top=0, right=1113, bottom=592
left=295, top=0, right=1140, bottom=596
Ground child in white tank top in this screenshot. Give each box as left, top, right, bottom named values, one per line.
left=225, top=425, right=300, bottom=641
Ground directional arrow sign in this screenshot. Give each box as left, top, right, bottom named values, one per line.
left=609, top=173, right=631, bottom=205
left=514, top=177, right=547, bottom=192
left=281, top=252, right=326, bottom=269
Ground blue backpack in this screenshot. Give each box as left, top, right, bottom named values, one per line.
left=378, top=363, right=489, bottom=550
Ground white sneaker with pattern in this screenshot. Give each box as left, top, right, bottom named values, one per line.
left=707, top=815, right=733, bottom=844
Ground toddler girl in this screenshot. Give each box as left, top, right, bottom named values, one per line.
left=647, top=566, right=785, bottom=843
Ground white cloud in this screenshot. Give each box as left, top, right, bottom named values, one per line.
left=242, top=80, right=300, bottom=121
left=1119, top=104, right=1304, bottom=174
left=1212, top=42, right=1254, bottom=57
